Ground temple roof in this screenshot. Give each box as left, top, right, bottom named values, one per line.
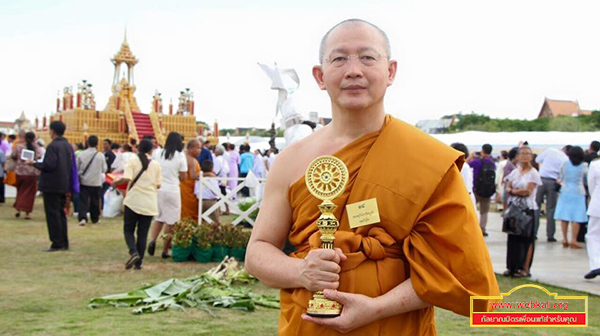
left=112, top=36, right=138, bottom=65
left=539, top=98, right=591, bottom=118
left=16, top=111, right=28, bottom=122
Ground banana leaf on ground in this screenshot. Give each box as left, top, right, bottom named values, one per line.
left=88, top=257, right=279, bottom=315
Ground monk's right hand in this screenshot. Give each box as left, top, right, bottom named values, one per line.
left=298, top=248, right=347, bottom=292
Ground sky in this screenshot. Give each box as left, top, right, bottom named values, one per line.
left=1, top=0, right=599, bottom=129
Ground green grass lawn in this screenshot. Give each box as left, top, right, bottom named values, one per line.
left=0, top=198, right=598, bottom=335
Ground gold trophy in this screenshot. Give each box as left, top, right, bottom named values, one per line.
left=304, top=155, right=349, bottom=317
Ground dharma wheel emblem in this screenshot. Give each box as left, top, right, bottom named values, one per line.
left=304, top=155, right=349, bottom=318
left=305, top=156, right=349, bottom=201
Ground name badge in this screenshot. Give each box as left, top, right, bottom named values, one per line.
left=346, top=198, right=380, bottom=229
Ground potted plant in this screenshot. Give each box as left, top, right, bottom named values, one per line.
left=230, top=227, right=251, bottom=262
left=171, top=217, right=197, bottom=262
left=192, top=223, right=213, bottom=263
left=210, top=223, right=230, bottom=262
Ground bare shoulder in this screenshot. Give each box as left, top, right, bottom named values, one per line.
left=269, top=128, right=330, bottom=188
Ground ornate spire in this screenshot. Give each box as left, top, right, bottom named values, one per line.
left=112, top=32, right=138, bottom=66
left=17, top=111, right=27, bottom=122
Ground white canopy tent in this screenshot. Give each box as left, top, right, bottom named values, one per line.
left=430, top=131, right=600, bottom=152
left=221, top=130, right=599, bottom=154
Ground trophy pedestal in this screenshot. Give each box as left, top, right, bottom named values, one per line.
left=306, top=292, right=342, bottom=318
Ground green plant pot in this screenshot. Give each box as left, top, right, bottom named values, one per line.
left=211, top=245, right=230, bottom=262
left=193, top=247, right=213, bottom=263
left=230, top=247, right=246, bottom=262
left=172, top=244, right=193, bottom=262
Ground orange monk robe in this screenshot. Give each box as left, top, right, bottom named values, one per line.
left=280, top=115, right=500, bottom=336
left=180, top=160, right=200, bottom=221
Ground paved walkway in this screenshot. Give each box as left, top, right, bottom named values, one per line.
left=485, top=210, right=600, bottom=296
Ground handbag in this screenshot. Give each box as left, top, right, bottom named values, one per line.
left=554, top=182, right=561, bottom=193
left=4, top=171, right=16, bottom=187
left=502, top=197, right=533, bottom=238
left=5, top=156, right=16, bottom=172
left=70, top=149, right=80, bottom=194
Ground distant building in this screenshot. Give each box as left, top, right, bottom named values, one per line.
left=416, top=116, right=458, bottom=134
left=308, top=111, right=331, bottom=126
left=538, top=98, right=593, bottom=118
left=14, top=111, right=33, bottom=131
left=0, top=121, right=16, bottom=135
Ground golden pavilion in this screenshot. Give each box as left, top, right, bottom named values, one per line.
left=40, top=35, right=199, bottom=147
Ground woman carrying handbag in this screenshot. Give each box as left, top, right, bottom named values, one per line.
left=112, top=139, right=162, bottom=270
left=503, top=146, right=542, bottom=278
left=12, top=132, right=41, bottom=219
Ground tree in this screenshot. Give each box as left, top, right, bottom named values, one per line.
left=549, top=116, right=580, bottom=132
left=197, top=121, right=210, bottom=131
left=219, top=128, right=236, bottom=135
left=448, top=113, right=491, bottom=132
left=445, top=112, right=599, bottom=133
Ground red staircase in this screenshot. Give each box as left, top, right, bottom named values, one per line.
left=131, top=112, right=155, bottom=139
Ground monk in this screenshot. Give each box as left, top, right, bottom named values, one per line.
left=180, top=139, right=201, bottom=221
left=245, top=19, right=500, bottom=335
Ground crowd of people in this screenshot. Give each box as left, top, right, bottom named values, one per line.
left=0, top=121, right=278, bottom=270
left=1, top=120, right=597, bottom=279
left=106, top=135, right=277, bottom=269
left=451, top=140, right=600, bottom=280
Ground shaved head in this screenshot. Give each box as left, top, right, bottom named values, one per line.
left=319, top=18, right=391, bottom=64
left=187, top=139, right=200, bottom=149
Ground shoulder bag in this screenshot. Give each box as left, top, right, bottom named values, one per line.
left=128, top=160, right=151, bottom=191
left=79, top=152, right=99, bottom=177
left=502, top=196, right=533, bottom=238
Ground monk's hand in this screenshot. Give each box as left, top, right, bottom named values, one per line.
left=301, top=289, right=379, bottom=333
left=298, top=248, right=347, bottom=292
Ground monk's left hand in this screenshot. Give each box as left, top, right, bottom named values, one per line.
left=301, top=289, right=380, bottom=333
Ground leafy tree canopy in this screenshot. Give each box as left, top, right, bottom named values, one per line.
left=445, top=111, right=600, bottom=133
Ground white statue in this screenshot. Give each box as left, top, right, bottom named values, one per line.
left=258, top=63, right=313, bottom=146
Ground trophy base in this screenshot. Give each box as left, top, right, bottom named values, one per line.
left=306, top=311, right=340, bottom=318
left=307, top=295, right=342, bottom=318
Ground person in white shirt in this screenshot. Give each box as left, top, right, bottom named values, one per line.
left=112, top=144, right=135, bottom=173
left=252, top=149, right=267, bottom=200
left=221, top=142, right=230, bottom=166
left=504, top=146, right=543, bottom=278
left=535, top=146, right=568, bottom=242
left=213, top=145, right=230, bottom=182
left=495, top=151, right=508, bottom=205
left=263, top=151, right=271, bottom=174
left=585, top=158, right=600, bottom=279
left=147, top=132, right=187, bottom=259
left=213, top=145, right=230, bottom=214
left=198, top=160, right=221, bottom=224
left=267, top=148, right=278, bottom=172
left=36, top=139, right=46, bottom=161
left=76, top=136, right=107, bottom=226
left=451, top=143, right=479, bottom=221
left=252, top=149, right=267, bottom=178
